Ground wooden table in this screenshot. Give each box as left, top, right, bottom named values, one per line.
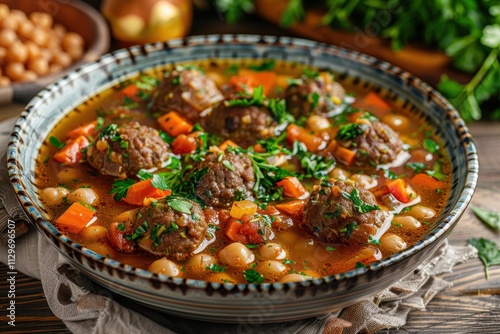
left=1, top=7, right=500, bottom=333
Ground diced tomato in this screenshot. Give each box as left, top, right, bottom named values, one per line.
left=108, top=221, right=135, bottom=253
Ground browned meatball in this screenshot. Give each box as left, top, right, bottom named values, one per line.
left=303, top=179, right=392, bottom=245
left=284, top=72, right=345, bottom=118
left=130, top=199, right=208, bottom=261
left=204, top=101, right=277, bottom=148
left=195, top=152, right=255, bottom=208
left=87, top=122, right=168, bottom=178
left=336, top=119, right=403, bottom=165
left=150, top=68, right=224, bottom=123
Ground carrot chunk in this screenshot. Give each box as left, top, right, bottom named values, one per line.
left=56, top=202, right=96, bottom=234
left=67, top=121, right=97, bottom=139
left=333, top=145, right=356, bottom=166
left=353, top=92, right=391, bottom=112
left=229, top=69, right=277, bottom=95
left=275, top=200, right=305, bottom=217
left=219, top=139, right=238, bottom=151
left=225, top=219, right=245, bottom=243
left=410, top=173, right=446, bottom=192
left=120, top=84, right=139, bottom=100
left=157, top=111, right=193, bottom=137
left=53, top=135, right=90, bottom=165
left=287, top=124, right=324, bottom=152
left=123, top=179, right=171, bottom=206
left=386, top=179, right=417, bottom=203
left=172, top=134, right=198, bottom=154
left=276, top=176, right=307, bottom=198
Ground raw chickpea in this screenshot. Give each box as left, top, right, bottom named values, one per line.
left=53, top=23, right=66, bottom=38
left=349, top=173, right=377, bottom=189
left=0, top=29, right=17, bottom=48
left=7, top=42, right=28, bottom=63
left=78, top=225, right=108, bottom=243
left=25, top=42, right=40, bottom=61
left=392, top=215, right=421, bottom=229
left=0, top=15, right=18, bottom=30
left=0, top=46, right=6, bottom=61
left=28, top=58, right=49, bottom=76
left=49, top=64, right=63, bottom=74
left=407, top=205, right=436, bottom=220
left=307, top=115, right=331, bottom=132
left=0, top=76, right=10, bottom=87
left=5, top=62, right=25, bottom=81
left=280, top=274, right=307, bottom=283
left=206, top=272, right=236, bottom=284
left=329, top=167, right=350, bottom=180
left=219, top=242, right=255, bottom=268
left=379, top=234, right=407, bottom=254
left=148, top=257, right=181, bottom=277
left=62, top=32, right=84, bottom=51
left=10, top=10, right=27, bottom=23
left=67, top=46, right=83, bottom=61
left=186, top=253, right=217, bottom=275
left=17, top=20, right=34, bottom=39
left=18, top=70, right=38, bottom=82
left=30, top=28, right=49, bottom=47
left=40, top=187, right=70, bottom=205
left=259, top=243, right=287, bottom=260
left=0, top=4, right=9, bottom=19
left=67, top=188, right=99, bottom=206
left=29, top=12, right=53, bottom=29
left=255, top=260, right=288, bottom=280
left=52, top=51, right=72, bottom=67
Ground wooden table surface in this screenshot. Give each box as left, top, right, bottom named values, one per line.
left=1, top=6, right=500, bottom=333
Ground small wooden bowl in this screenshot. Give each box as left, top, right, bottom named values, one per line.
left=0, top=0, right=109, bottom=104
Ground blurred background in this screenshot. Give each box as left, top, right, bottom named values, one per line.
left=1, top=0, right=499, bottom=122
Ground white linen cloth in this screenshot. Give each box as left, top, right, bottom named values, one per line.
left=0, top=117, right=478, bottom=333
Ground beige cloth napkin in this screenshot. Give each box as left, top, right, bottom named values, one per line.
left=0, top=117, right=478, bottom=333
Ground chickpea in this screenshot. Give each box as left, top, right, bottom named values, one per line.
left=307, top=115, right=331, bottom=133
left=40, top=187, right=70, bottom=205
left=0, top=4, right=9, bottom=19
left=259, top=243, right=287, bottom=260
left=78, top=225, right=108, bottom=243
left=51, top=51, right=72, bottom=67
left=62, top=32, right=84, bottom=51
left=206, top=272, right=236, bottom=284
left=219, top=242, right=255, bottom=268
left=255, top=260, right=288, bottom=280
left=349, top=174, right=377, bottom=189
left=0, top=15, right=18, bottom=30
left=29, top=12, right=53, bottom=29
left=379, top=234, right=407, bottom=254
left=329, top=167, right=350, bottom=180
left=0, top=76, right=10, bottom=87
left=53, top=23, right=66, bottom=38
left=148, top=257, right=181, bottom=277
left=67, top=188, right=99, bottom=206
left=5, top=62, right=24, bottom=81
left=25, top=41, right=40, bottom=61
left=56, top=167, right=84, bottom=183
left=392, top=215, right=421, bottom=229
left=67, top=46, right=83, bottom=61
left=6, top=42, right=28, bottom=63
left=186, top=253, right=217, bottom=275
left=300, top=270, right=321, bottom=278
left=18, top=70, right=37, bottom=83
left=30, top=28, right=49, bottom=47
left=28, top=58, right=49, bottom=76
left=17, top=21, right=34, bottom=40
left=0, top=29, right=17, bottom=48
left=407, top=205, right=436, bottom=220
left=86, top=242, right=116, bottom=258
left=280, top=274, right=307, bottom=283
left=0, top=46, right=6, bottom=61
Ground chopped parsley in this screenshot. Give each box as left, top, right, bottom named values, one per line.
left=222, top=160, right=236, bottom=172
left=336, top=123, right=364, bottom=140
left=243, top=269, right=263, bottom=284
left=405, top=162, right=427, bottom=174
left=125, top=221, right=148, bottom=241
left=425, top=161, right=447, bottom=181
left=49, top=136, right=65, bottom=149
left=150, top=224, right=167, bottom=247
left=117, top=222, right=126, bottom=231
left=341, top=188, right=380, bottom=213
left=303, top=67, right=319, bottom=79
left=340, top=222, right=358, bottom=240
left=423, top=138, right=439, bottom=154
left=325, top=246, right=336, bottom=251
left=355, top=262, right=366, bottom=269
left=206, top=263, right=226, bottom=273
left=228, top=85, right=264, bottom=107
left=110, top=179, right=135, bottom=201
left=283, top=259, right=296, bottom=264
left=248, top=60, right=275, bottom=71
left=368, top=235, right=380, bottom=245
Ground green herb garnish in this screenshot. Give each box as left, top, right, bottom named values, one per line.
left=472, top=206, right=500, bottom=230
left=206, top=263, right=227, bottom=273
left=341, top=188, right=380, bottom=213
left=469, top=238, right=500, bottom=279
left=110, top=179, right=135, bottom=201
left=49, top=136, right=66, bottom=149
left=243, top=269, right=263, bottom=284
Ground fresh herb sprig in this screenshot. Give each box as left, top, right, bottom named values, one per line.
left=469, top=238, right=500, bottom=279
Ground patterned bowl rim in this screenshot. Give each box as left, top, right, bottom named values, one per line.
left=7, top=34, right=479, bottom=290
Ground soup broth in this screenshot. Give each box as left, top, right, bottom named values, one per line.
left=36, top=60, right=451, bottom=283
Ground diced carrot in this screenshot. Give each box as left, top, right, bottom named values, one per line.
left=371, top=186, right=389, bottom=198
left=287, top=124, right=324, bottom=152
left=230, top=200, right=258, bottom=219
left=386, top=179, right=416, bottom=203
left=219, top=139, right=238, bottom=151
left=275, top=200, right=305, bottom=217
left=123, top=179, right=172, bottom=206
left=157, top=111, right=193, bottom=137
left=276, top=176, right=307, bottom=198
left=53, top=135, right=90, bottom=165
left=333, top=145, right=356, bottom=166
left=230, top=69, right=277, bottom=95
left=67, top=121, right=97, bottom=139
left=172, top=134, right=198, bottom=154
left=56, top=202, right=96, bottom=234
left=252, top=143, right=266, bottom=153
left=332, top=246, right=382, bottom=274
left=410, top=173, right=446, bottom=192
left=225, top=219, right=245, bottom=243
left=322, top=139, right=338, bottom=157
left=353, top=92, right=391, bottom=113
left=120, top=84, right=139, bottom=100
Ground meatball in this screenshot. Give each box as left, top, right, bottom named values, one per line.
left=195, top=152, right=255, bottom=208
left=87, top=122, right=168, bottom=178
left=336, top=119, right=403, bottom=165
left=284, top=72, right=345, bottom=118
left=150, top=68, right=224, bottom=123
left=204, top=101, right=277, bottom=147
left=303, top=179, right=392, bottom=245
left=130, top=199, right=208, bottom=261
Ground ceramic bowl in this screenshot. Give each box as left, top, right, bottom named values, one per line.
left=7, top=35, right=478, bottom=323
left=0, top=0, right=109, bottom=104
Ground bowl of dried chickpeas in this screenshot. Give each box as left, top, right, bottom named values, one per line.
left=0, top=0, right=109, bottom=104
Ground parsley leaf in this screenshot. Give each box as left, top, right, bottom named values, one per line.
left=110, top=179, right=135, bottom=201
left=405, top=162, right=427, bottom=174
left=49, top=136, right=66, bottom=149
left=283, top=259, right=295, bottom=264
left=151, top=174, right=169, bottom=190
left=150, top=224, right=167, bottom=247
left=336, top=123, right=364, bottom=140
left=341, top=188, right=380, bottom=213
left=423, top=138, right=439, bottom=154
left=471, top=206, right=500, bottom=231
left=425, top=161, right=446, bottom=181
left=125, top=221, right=148, bottom=241
left=167, top=197, right=193, bottom=214
left=248, top=60, right=275, bottom=71
left=222, top=160, right=236, bottom=172
left=228, top=85, right=264, bottom=107
left=206, top=263, right=226, bottom=273
left=243, top=269, right=263, bottom=284
left=468, top=238, right=500, bottom=279
left=340, top=222, right=358, bottom=240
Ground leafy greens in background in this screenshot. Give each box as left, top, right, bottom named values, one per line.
left=215, top=0, right=500, bottom=122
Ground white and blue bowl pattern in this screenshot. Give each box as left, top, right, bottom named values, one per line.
left=7, top=35, right=478, bottom=323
